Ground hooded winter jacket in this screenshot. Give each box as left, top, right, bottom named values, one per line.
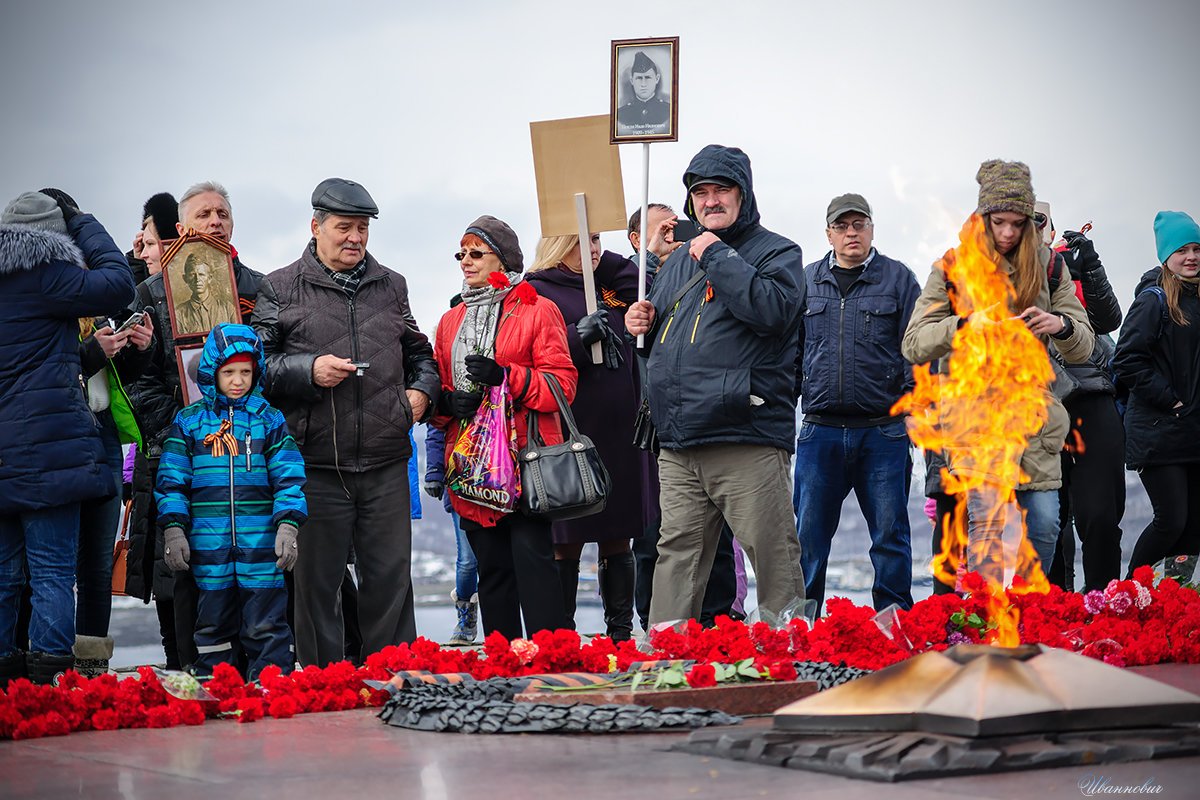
left=641, top=145, right=806, bottom=452
left=253, top=243, right=439, bottom=471
left=0, top=214, right=136, bottom=513
left=1113, top=267, right=1200, bottom=469
left=156, top=324, right=307, bottom=591
left=902, top=245, right=1094, bottom=491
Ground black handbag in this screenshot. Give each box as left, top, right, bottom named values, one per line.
left=518, top=374, right=610, bottom=521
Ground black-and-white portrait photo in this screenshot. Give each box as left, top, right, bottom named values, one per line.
left=611, top=37, right=678, bottom=143
left=162, top=239, right=239, bottom=339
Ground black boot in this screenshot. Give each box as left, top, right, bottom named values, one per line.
left=26, top=651, right=74, bottom=686
left=599, top=551, right=635, bottom=643
left=0, top=650, right=26, bottom=689
left=556, top=558, right=579, bottom=631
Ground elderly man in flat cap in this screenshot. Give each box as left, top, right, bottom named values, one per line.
left=253, top=178, right=439, bottom=667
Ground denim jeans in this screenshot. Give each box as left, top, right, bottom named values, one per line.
left=966, top=487, right=1059, bottom=584
left=76, top=411, right=124, bottom=636
left=0, top=503, right=81, bottom=656
left=452, top=509, right=478, bottom=599
left=794, top=420, right=914, bottom=613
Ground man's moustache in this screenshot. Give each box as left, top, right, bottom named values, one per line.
left=702, top=207, right=727, bottom=215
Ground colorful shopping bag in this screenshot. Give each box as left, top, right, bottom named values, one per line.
left=446, top=382, right=520, bottom=513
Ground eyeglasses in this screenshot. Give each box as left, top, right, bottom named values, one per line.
left=829, top=220, right=872, bottom=232
left=455, top=249, right=495, bottom=261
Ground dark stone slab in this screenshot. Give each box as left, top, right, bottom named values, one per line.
left=514, top=680, right=818, bottom=716
left=674, top=724, right=1200, bottom=782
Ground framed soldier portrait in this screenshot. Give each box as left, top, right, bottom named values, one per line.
left=160, top=233, right=239, bottom=341
left=174, top=342, right=205, bottom=406
left=610, top=37, right=679, bottom=144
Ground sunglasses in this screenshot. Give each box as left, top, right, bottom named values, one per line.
left=455, top=249, right=495, bottom=261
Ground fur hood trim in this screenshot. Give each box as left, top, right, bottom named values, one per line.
left=0, top=225, right=85, bottom=276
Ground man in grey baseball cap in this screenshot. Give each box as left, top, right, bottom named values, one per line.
left=793, top=192, right=921, bottom=616
left=253, top=178, right=439, bottom=667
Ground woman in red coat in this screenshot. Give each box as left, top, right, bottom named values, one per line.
left=431, top=216, right=576, bottom=639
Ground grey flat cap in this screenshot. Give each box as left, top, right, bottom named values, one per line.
left=826, top=193, right=872, bottom=225
left=311, top=178, right=379, bottom=218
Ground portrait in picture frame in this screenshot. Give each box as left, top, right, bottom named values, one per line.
left=161, top=234, right=239, bottom=341
left=610, top=37, right=679, bottom=144
left=174, top=342, right=205, bottom=406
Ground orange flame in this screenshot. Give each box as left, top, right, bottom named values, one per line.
left=894, top=215, right=1052, bottom=645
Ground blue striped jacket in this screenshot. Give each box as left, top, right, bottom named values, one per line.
left=156, top=324, right=307, bottom=590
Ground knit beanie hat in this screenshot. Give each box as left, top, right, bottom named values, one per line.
left=1, top=191, right=67, bottom=234
left=1153, top=211, right=1200, bottom=265
left=464, top=215, right=524, bottom=272
left=142, top=192, right=180, bottom=240
left=975, top=159, right=1035, bottom=218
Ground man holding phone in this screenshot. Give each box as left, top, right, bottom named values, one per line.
left=253, top=178, right=439, bottom=667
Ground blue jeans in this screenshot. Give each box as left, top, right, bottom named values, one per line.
left=76, top=411, right=124, bottom=636
left=966, top=488, right=1059, bottom=584
left=452, top=509, right=478, bottom=599
left=794, top=420, right=914, bottom=613
left=0, top=504, right=81, bottom=656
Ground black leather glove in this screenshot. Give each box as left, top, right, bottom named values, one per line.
left=423, top=480, right=445, bottom=500
left=464, top=354, right=505, bottom=386
left=439, top=389, right=483, bottom=419
left=600, top=326, right=625, bottom=371
left=38, top=188, right=79, bottom=224
left=1061, top=230, right=1100, bottom=279
left=575, top=310, right=610, bottom=346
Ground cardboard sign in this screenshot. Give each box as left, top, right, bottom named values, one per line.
left=530, top=115, right=626, bottom=237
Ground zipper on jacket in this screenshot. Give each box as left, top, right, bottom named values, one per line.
left=838, top=298, right=846, bottom=403
left=244, top=431, right=252, bottom=472
left=690, top=294, right=708, bottom=344
left=348, top=296, right=362, bottom=471
left=228, top=407, right=238, bottom=549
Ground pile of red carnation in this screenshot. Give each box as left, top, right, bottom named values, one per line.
left=5, top=567, right=1199, bottom=741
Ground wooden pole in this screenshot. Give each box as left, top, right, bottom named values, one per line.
left=636, top=142, right=650, bottom=348
left=574, top=192, right=603, bottom=365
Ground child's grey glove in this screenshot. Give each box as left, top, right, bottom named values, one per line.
left=275, top=523, right=299, bottom=571
left=163, top=526, right=190, bottom=571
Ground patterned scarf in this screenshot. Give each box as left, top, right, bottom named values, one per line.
left=451, top=271, right=520, bottom=389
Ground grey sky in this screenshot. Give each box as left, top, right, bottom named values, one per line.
left=2, top=0, right=1197, bottom=336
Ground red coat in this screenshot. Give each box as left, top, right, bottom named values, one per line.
left=432, top=286, right=578, bottom=526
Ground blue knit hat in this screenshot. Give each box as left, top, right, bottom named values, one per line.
left=1154, top=211, right=1200, bottom=265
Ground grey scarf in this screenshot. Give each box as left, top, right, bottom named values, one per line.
left=451, top=272, right=520, bottom=389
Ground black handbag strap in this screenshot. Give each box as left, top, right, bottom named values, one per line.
left=664, top=268, right=707, bottom=315
left=525, top=373, right=582, bottom=446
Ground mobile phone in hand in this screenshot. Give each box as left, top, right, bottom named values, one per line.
left=113, top=310, right=148, bottom=333
left=671, top=218, right=701, bottom=242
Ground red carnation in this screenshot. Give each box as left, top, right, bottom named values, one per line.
left=487, top=272, right=511, bottom=290
left=767, top=660, right=798, bottom=681
left=511, top=280, right=538, bottom=305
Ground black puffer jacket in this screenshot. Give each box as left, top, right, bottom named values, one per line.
left=253, top=242, right=439, bottom=470
left=1054, top=248, right=1123, bottom=399
left=1112, top=267, right=1200, bottom=469
left=126, top=257, right=270, bottom=458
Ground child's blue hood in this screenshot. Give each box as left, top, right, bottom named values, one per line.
left=197, top=323, right=266, bottom=407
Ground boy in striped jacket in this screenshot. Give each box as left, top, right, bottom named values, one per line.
left=156, top=323, right=306, bottom=679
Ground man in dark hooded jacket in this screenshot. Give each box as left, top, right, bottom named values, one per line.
left=626, top=145, right=807, bottom=626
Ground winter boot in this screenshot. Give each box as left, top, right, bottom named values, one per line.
left=0, top=650, right=26, bottom=689
left=26, top=651, right=74, bottom=686
left=73, top=635, right=114, bottom=678
left=598, top=551, right=635, bottom=643
left=556, top=558, right=580, bottom=631
left=448, top=590, right=478, bottom=646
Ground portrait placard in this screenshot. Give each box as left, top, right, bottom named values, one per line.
left=610, top=37, right=679, bottom=143
left=160, top=233, right=239, bottom=341
left=530, top=115, right=626, bottom=237
left=174, top=342, right=205, bottom=406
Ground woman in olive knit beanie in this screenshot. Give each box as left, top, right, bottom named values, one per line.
left=902, top=159, right=1095, bottom=586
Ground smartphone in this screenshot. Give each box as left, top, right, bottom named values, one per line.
left=671, top=218, right=701, bottom=242
left=111, top=310, right=148, bottom=333
left=348, top=361, right=371, bottom=370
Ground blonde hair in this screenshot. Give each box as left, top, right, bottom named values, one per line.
left=529, top=234, right=579, bottom=273
left=985, top=214, right=1042, bottom=311
left=1160, top=266, right=1192, bottom=327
